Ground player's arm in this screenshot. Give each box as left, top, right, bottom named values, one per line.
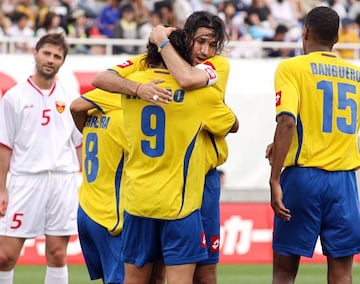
left=0, top=144, right=11, bottom=216
left=70, top=96, right=96, bottom=132
left=269, top=113, right=294, bottom=221
left=229, top=116, right=239, bottom=133
left=149, top=26, right=214, bottom=89
left=92, top=70, right=172, bottom=104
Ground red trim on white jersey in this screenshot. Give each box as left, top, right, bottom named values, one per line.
left=27, top=77, right=57, bottom=96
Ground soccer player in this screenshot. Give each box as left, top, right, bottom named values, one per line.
left=120, top=29, right=238, bottom=284
left=269, top=6, right=360, bottom=283
left=70, top=89, right=126, bottom=284
left=92, top=11, right=232, bottom=284
left=0, top=33, right=82, bottom=284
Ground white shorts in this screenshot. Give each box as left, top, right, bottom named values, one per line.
left=0, top=172, right=79, bottom=238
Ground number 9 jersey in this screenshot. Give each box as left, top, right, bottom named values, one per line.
left=275, top=51, right=360, bottom=170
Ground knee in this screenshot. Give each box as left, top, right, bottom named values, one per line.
left=0, top=250, right=18, bottom=270
left=193, top=265, right=217, bottom=284
left=45, top=248, right=67, bottom=266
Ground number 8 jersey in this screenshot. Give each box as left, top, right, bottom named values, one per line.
left=275, top=51, right=360, bottom=170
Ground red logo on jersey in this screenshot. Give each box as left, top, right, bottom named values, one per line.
left=203, top=60, right=216, bottom=70
left=204, top=67, right=216, bottom=80
left=55, top=101, right=66, bottom=113
left=116, top=60, right=134, bottom=68
left=275, top=91, right=282, bottom=106
left=201, top=231, right=207, bottom=249
left=210, top=236, right=220, bottom=252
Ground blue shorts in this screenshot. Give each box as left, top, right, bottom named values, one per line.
left=121, top=209, right=208, bottom=266
left=198, top=169, right=220, bottom=265
left=77, top=206, right=124, bottom=284
left=273, top=167, right=360, bottom=258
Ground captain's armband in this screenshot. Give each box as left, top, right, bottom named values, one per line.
left=195, top=63, right=218, bottom=86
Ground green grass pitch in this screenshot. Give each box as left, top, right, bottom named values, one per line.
left=13, top=263, right=360, bottom=283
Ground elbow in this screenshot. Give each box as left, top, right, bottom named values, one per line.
left=91, top=73, right=102, bottom=89
left=229, top=117, right=239, bottom=133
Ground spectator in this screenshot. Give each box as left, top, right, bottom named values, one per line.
left=263, top=24, right=294, bottom=57
left=245, top=0, right=276, bottom=39
left=347, top=0, right=360, bottom=21
left=154, top=0, right=176, bottom=26
left=336, top=17, right=360, bottom=59
left=112, top=3, right=139, bottom=54
left=95, top=0, right=122, bottom=38
left=36, top=11, right=66, bottom=37
left=67, top=9, right=92, bottom=54
left=14, top=0, right=37, bottom=29
left=218, top=0, right=247, bottom=41
left=138, top=10, right=161, bottom=53
left=34, top=0, right=50, bottom=31
left=269, top=0, right=302, bottom=41
left=7, top=12, right=34, bottom=53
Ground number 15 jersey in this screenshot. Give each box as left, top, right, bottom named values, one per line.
left=275, top=51, right=360, bottom=171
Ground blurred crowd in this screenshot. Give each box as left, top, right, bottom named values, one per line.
left=1, top=0, right=360, bottom=58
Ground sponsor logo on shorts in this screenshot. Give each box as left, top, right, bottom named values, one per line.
left=210, top=236, right=220, bottom=252
left=201, top=231, right=207, bottom=248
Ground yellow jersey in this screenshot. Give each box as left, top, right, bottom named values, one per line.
left=275, top=51, right=360, bottom=170
left=122, top=68, right=236, bottom=219
left=78, top=88, right=127, bottom=235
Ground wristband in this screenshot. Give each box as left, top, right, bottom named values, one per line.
left=134, top=83, right=142, bottom=96
left=157, top=38, right=170, bottom=53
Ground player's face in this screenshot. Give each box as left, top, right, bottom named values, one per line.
left=191, top=27, right=217, bottom=65
left=34, top=43, right=65, bottom=79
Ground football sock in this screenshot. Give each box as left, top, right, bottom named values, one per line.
left=0, top=269, right=14, bottom=284
left=44, top=266, right=68, bottom=284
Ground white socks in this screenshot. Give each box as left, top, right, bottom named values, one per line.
left=0, top=270, right=14, bottom=284
left=44, top=266, right=68, bottom=284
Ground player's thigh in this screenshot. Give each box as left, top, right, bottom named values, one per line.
left=46, top=173, right=78, bottom=236
left=321, top=170, right=360, bottom=257
left=161, top=209, right=208, bottom=266
left=0, top=175, right=47, bottom=237
left=274, top=167, right=323, bottom=257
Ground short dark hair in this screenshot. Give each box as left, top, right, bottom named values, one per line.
left=35, top=33, right=68, bottom=59
left=304, top=6, right=339, bottom=44
left=183, top=11, right=229, bottom=54
left=144, top=29, right=192, bottom=68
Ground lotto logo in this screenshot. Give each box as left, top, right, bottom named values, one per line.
left=275, top=91, right=282, bottom=106
left=210, top=236, right=220, bottom=252
left=205, top=67, right=216, bottom=80
left=117, top=60, right=134, bottom=68
left=201, top=231, right=207, bottom=248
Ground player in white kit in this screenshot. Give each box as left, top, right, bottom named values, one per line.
left=0, top=33, right=82, bottom=284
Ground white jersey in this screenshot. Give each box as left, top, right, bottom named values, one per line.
left=0, top=77, right=82, bottom=175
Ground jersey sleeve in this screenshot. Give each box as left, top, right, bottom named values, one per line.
left=0, top=91, right=16, bottom=149
left=83, top=88, right=122, bottom=111
left=109, top=54, right=147, bottom=77
left=274, top=60, right=299, bottom=121
left=200, top=91, right=236, bottom=136
left=204, top=56, right=230, bottom=95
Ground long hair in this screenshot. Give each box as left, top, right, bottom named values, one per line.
left=183, top=11, right=229, bottom=54
left=144, top=29, right=192, bottom=68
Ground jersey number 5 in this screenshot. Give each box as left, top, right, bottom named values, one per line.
left=318, top=80, right=357, bottom=134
